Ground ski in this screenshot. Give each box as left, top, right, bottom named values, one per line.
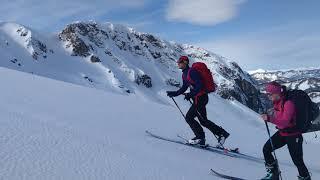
left=146, top=130, right=263, bottom=163
left=210, top=169, right=248, bottom=180
left=176, top=134, right=240, bottom=154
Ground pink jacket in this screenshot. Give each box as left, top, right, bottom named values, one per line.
left=268, top=97, right=301, bottom=136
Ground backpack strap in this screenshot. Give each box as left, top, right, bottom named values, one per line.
left=281, top=89, right=289, bottom=110
left=184, top=68, right=194, bottom=84
left=182, top=68, right=190, bottom=81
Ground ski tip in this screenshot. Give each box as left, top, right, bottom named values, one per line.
left=210, top=169, right=219, bottom=174
left=210, top=169, right=221, bottom=173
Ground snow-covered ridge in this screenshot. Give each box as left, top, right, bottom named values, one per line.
left=248, top=67, right=320, bottom=74
left=0, top=21, right=264, bottom=111
left=0, top=22, right=53, bottom=60
left=250, top=68, right=320, bottom=103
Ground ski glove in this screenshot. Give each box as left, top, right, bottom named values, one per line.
left=184, top=93, right=193, bottom=101
left=166, top=91, right=177, bottom=98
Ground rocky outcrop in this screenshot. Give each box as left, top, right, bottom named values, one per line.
left=90, top=55, right=101, bottom=63
left=135, top=74, right=152, bottom=88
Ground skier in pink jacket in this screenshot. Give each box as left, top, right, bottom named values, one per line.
left=260, top=81, right=310, bottom=180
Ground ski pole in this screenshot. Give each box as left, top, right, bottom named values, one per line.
left=264, top=121, right=283, bottom=180
left=171, top=97, right=186, bottom=120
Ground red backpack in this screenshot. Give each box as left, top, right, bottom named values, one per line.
left=187, top=62, right=217, bottom=93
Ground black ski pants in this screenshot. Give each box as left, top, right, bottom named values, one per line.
left=185, top=94, right=226, bottom=139
left=263, top=131, right=310, bottom=177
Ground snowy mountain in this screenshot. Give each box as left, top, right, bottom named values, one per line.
left=1, top=67, right=320, bottom=180
left=250, top=68, right=320, bottom=104
left=0, top=21, right=263, bottom=112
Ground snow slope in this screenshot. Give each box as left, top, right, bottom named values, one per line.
left=1, top=67, right=319, bottom=180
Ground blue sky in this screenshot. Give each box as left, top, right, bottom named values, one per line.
left=1, top=0, right=319, bottom=70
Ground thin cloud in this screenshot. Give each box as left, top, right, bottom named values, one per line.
left=0, top=0, right=146, bottom=30
left=166, top=0, right=246, bottom=26
left=197, top=22, right=320, bottom=70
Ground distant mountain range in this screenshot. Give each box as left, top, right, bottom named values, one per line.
left=250, top=68, right=320, bottom=104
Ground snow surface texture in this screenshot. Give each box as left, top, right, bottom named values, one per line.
left=1, top=67, right=319, bottom=180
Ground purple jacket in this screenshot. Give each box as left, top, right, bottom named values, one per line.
left=176, top=66, right=203, bottom=97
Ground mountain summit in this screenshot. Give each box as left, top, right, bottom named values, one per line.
left=0, top=21, right=263, bottom=111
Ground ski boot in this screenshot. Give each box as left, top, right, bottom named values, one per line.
left=188, top=137, right=205, bottom=146
left=261, top=161, right=280, bottom=180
